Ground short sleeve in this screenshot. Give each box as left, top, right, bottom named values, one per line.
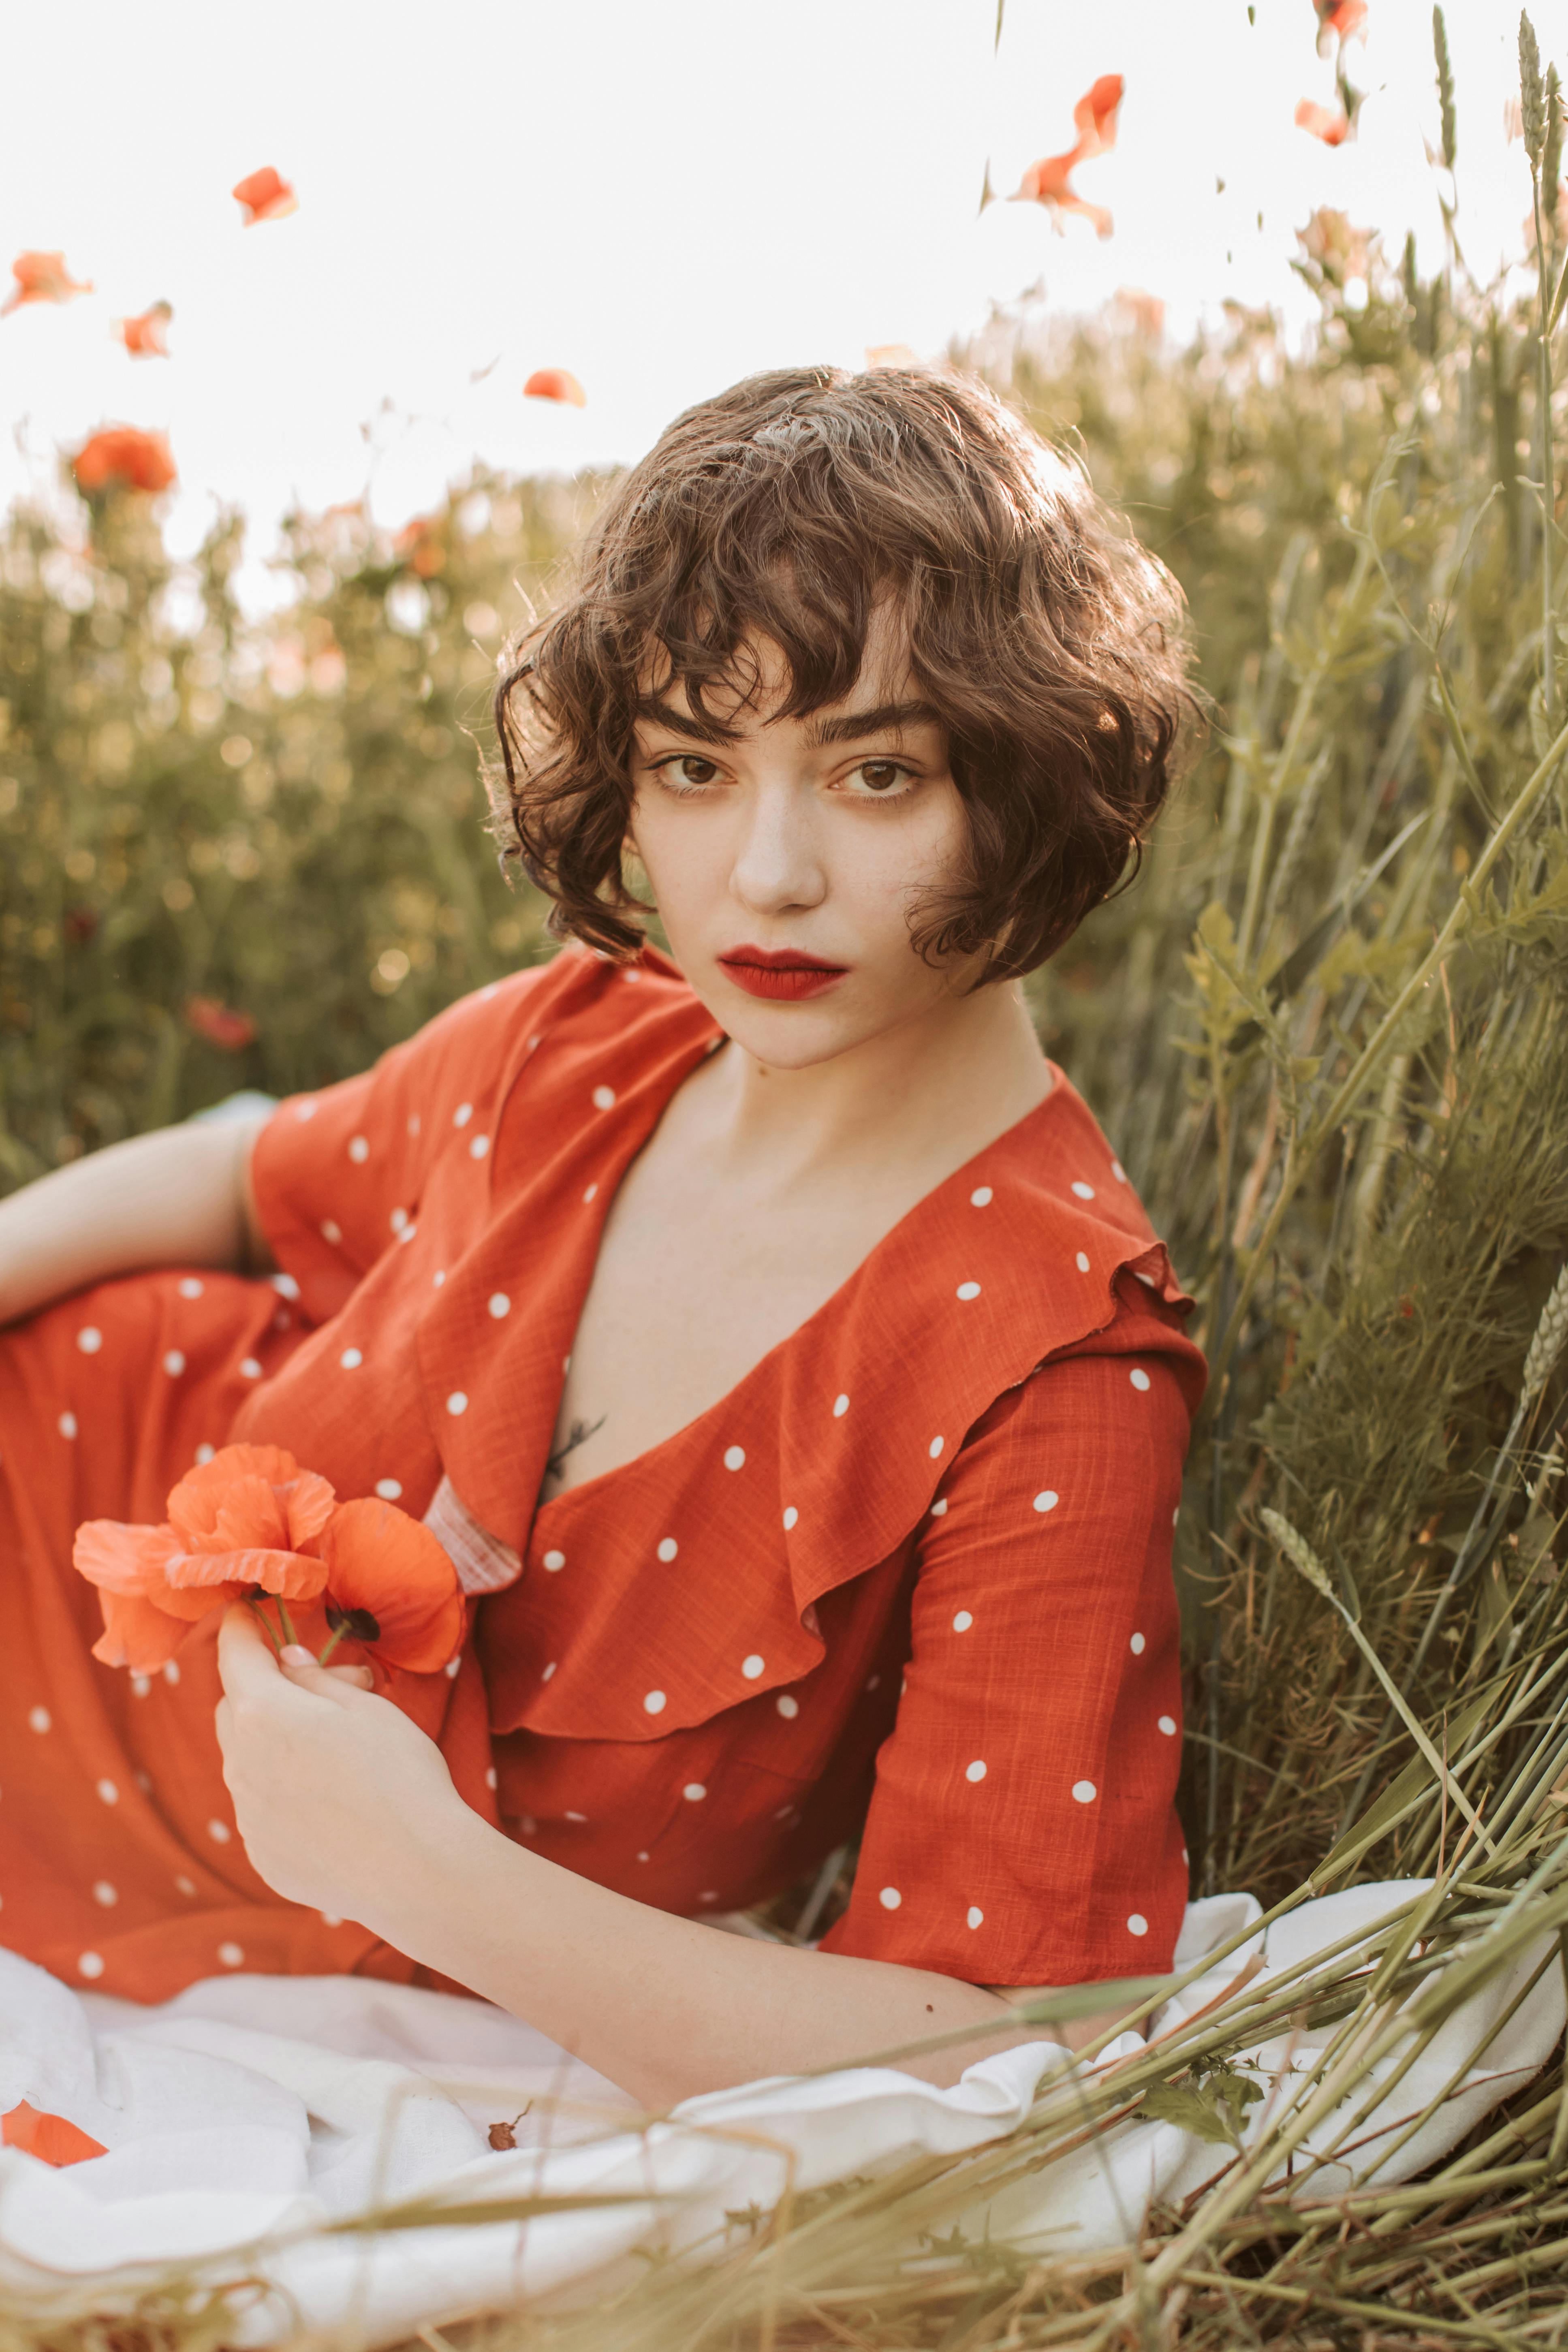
left=816, top=1295, right=1195, bottom=1987
left=249, top=969, right=554, bottom=1325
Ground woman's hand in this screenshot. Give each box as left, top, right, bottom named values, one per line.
left=214, top=1604, right=466, bottom=1934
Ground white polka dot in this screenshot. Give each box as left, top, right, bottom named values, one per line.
left=375, top=1478, right=402, bottom=1501
left=219, top=1941, right=246, bottom=1967
left=1072, top=1780, right=1097, bottom=1804
left=683, top=1782, right=707, bottom=1802
left=1134, top=1269, right=1157, bottom=1288
left=1128, top=1914, right=1149, bottom=1937
left=488, top=1292, right=511, bottom=1318
left=643, top=1690, right=667, bottom=1714
left=865, top=1673, right=880, bottom=1690
left=1071, top=1180, right=1096, bottom=1200
left=177, top=1277, right=204, bottom=1300
left=444, top=1657, right=461, bottom=1679
left=970, top=1186, right=993, bottom=1207
left=339, top=1346, right=363, bottom=1370
left=485, top=1765, right=498, bottom=1789
left=28, top=1707, right=50, bottom=1734
left=774, top=1805, right=797, bottom=1822
left=656, top=1537, right=678, bottom=1562
left=348, top=1135, right=369, bottom=1163
left=294, top=1099, right=317, bottom=1120
left=565, top=1811, right=588, bottom=1823
left=454, top=1102, right=473, bottom=1126
left=929, top=1436, right=944, bottom=1459
left=1130, top=1368, right=1151, bottom=1392
left=1111, top=1159, right=1126, bottom=1182
left=592, top=1085, right=616, bottom=1110
left=407, top=1113, right=422, bottom=1136
left=956, top=1281, right=981, bottom=1301
left=543, top=1549, right=566, bottom=1571
left=723, top=1444, right=746, bottom=1471
left=952, top=1609, right=973, bottom=1632
left=782, top=1506, right=799, bottom=1531
left=833, top=1393, right=849, bottom=1418
left=194, top=1443, right=216, bottom=1464
left=541, top=1661, right=557, bottom=1681
left=390, top=1207, right=408, bottom=1233
left=271, top=1272, right=300, bottom=1300
left=321, top=1912, right=344, bottom=1927
left=479, top=983, right=499, bottom=1002
left=397, top=1221, right=417, bottom=1244
left=965, top=1759, right=987, bottom=1782
left=134, top=1770, right=152, bottom=1793
left=1033, top=1490, right=1059, bottom=1513
left=776, top=1694, right=799, bottom=1718
left=879, top=1886, right=901, bottom=1910
left=160, top=1349, right=186, bottom=1377
left=320, top=1218, right=342, bottom=1246
left=470, top=1134, right=490, bottom=1160
left=528, top=1036, right=540, bottom=1051
left=96, top=1778, right=118, bottom=1805
left=75, top=1325, right=102, bottom=1354
left=432, top=1269, right=446, bottom=1287
left=207, top=1817, right=231, bottom=1842
left=1158, top=1715, right=1177, bottom=1737
left=1172, top=1506, right=1180, bottom=1526
left=175, top=1875, right=195, bottom=1896
left=698, top=1890, right=719, bottom=1904
left=1075, top=1252, right=1091, bottom=1274
left=741, top=1653, right=765, bottom=1679
left=239, top=1358, right=262, bottom=1379
left=163, top=1660, right=180, bottom=1685
left=58, top=1412, right=78, bottom=1440
left=90, top=1881, right=117, bottom=1910
left=77, top=1952, right=104, bottom=1980
left=930, top=1497, right=948, bottom=1517
left=1130, top=1631, right=1146, bottom=1655
left=130, top=1674, right=150, bottom=1698
left=446, top=1391, right=468, bottom=1416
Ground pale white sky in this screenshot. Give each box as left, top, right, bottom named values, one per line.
left=0, top=0, right=1558, bottom=606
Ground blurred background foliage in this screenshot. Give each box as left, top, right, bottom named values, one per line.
left=4, top=178, right=1568, bottom=1921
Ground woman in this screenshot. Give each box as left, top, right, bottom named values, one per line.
left=0, top=366, right=1203, bottom=2111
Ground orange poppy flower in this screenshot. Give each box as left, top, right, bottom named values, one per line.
left=184, top=995, right=257, bottom=1051
left=73, top=429, right=176, bottom=496
left=2, top=2103, right=107, bottom=2167
left=233, top=167, right=298, bottom=226
left=314, top=1498, right=463, bottom=1674
left=115, top=301, right=172, bottom=358
left=1314, top=0, right=1367, bottom=43
left=74, top=1444, right=335, bottom=1672
left=1295, top=99, right=1350, bottom=145
left=524, top=368, right=587, bottom=408
left=2, top=250, right=94, bottom=317
left=1011, top=73, right=1123, bottom=240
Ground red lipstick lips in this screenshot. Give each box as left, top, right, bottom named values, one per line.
left=717, top=945, right=850, bottom=1002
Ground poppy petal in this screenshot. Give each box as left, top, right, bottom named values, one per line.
left=91, top=1586, right=188, bottom=1671
left=2, top=2102, right=107, bottom=2166
left=318, top=1498, right=463, bottom=1673
left=523, top=368, right=587, bottom=408
left=73, top=1521, right=179, bottom=1596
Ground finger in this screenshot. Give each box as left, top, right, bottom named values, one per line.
left=325, top=1662, right=376, bottom=1690
left=277, top=1643, right=373, bottom=1707
left=216, top=1602, right=286, bottom=1698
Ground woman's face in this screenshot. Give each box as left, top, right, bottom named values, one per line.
left=627, top=611, right=977, bottom=1069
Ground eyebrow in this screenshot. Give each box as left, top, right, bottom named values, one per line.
left=632, top=696, right=943, bottom=748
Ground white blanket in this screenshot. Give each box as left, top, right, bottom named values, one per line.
left=0, top=1880, right=1559, bottom=2348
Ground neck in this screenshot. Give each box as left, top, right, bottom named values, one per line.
left=696, top=979, right=1051, bottom=1193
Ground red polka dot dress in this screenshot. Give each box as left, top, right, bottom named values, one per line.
left=0, top=945, right=1204, bottom=2002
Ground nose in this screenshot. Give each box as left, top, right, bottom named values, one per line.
left=728, top=776, right=827, bottom=916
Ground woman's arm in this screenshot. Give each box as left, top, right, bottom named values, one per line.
left=215, top=1613, right=1143, bottom=2111
left=0, top=1113, right=276, bottom=1326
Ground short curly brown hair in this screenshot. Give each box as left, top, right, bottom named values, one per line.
left=490, top=365, right=1198, bottom=983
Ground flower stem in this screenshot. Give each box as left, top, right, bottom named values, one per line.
left=316, top=1625, right=346, bottom=1667
left=246, top=1596, right=283, bottom=1655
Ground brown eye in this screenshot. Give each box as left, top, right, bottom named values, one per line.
left=858, top=761, right=904, bottom=793
left=672, top=756, right=718, bottom=785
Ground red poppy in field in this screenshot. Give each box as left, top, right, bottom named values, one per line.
left=1011, top=73, right=1123, bottom=240
left=1295, top=99, right=1351, bottom=145
left=2, top=250, right=94, bottom=317
left=74, top=1444, right=335, bottom=1673
left=184, top=996, right=257, bottom=1051
left=312, top=1498, right=463, bottom=1673
left=2, top=2103, right=107, bottom=2167
left=524, top=368, right=587, bottom=408
left=233, top=167, right=298, bottom=226
left=73, top=429, right=176, bottom=496
left=115, top=302, right=172, bottom=358
left=1314, top=0, right=1367, bottom=45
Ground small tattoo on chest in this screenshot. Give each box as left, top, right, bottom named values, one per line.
left=544, top=1414, right=607, bottom=1487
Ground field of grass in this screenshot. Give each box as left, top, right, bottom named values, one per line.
left=5, top=27, right=1568, bottom=2340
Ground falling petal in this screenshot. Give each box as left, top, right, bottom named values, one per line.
left=2, top=2104, right=108, bottom=2166
left=114, top=302, right=172, bottom=358
left=1295, top=98, right=1351, bottom=145
left=2, top=251, right=93, bottom=318
left=232, top=167, right=298, bottom=226
left=524, top=369, right=587, bottom=408
left=72, top=429, right=175, bottom=496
